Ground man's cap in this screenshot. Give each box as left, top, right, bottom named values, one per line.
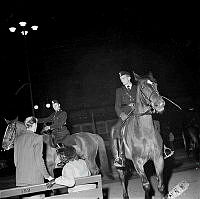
left=119, top=71, right=130, bottom=77
left=52, top=99, right=60, bottom=104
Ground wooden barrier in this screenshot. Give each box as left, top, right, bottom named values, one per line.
left=0, top=175, right=103, bottom=199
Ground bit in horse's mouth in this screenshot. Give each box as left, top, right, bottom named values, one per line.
left=157, top=107, right=164, bottom=113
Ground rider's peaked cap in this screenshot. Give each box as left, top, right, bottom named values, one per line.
left=52, top=99, right=60, bottom=104
left=119, top=71, right=130, bottom=77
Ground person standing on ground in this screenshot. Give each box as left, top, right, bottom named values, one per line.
left=14, top=116, right=53, bottom=199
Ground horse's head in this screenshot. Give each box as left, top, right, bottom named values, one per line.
left=134, top=72, right=165, bottom=113
left=2, top=118, right=26, bottom=151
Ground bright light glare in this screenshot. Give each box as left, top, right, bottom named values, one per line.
left=9, top=27, right=16, bottom=32
left=21, top=30, right=28, bottom=35
left=31, top=25, right=38, bottom=30
left=34, top=105, right=39, bottom=110
left=46, top=103, right=51, bottom=108
left=19, top=21, right=27, bottom=27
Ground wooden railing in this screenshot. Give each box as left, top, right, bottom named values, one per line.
left=0, top=175, right=103, bottom=199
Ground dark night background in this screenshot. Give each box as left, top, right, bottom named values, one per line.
left=0, top=2, right=200, bottom=135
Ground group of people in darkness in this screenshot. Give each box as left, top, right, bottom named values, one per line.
left=13, top=70, right=174, bottom=198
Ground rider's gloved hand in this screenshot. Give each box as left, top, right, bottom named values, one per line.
left=47, top=176, right=54, bottom=181
left=120, top=113, right=128, bottom=121
left=44, top=126, right=51, bottom=131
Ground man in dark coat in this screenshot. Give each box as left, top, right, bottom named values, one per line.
left=14, top=116, right=53, bottom=198
left=111, top=71, right=137, bottom=167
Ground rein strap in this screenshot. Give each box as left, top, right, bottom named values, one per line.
left=122, top=108, right=153, bottom=126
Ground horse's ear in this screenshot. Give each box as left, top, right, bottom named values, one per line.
left=4, top=118, right=10, bottom=124
left=133, top=71, right=141, bottom=81
left=14, top=116, right=18, bottom=121
left=4, top=116, right=18, bottom=124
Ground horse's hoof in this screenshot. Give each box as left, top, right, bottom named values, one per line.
left=158, top=184, right=165, bottom=195
left=123, top=194, right=129, bottom=199
left=107, top=174, right=115, bottom=180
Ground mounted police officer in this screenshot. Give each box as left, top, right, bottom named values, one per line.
left=111, top=71, right=137, bottom=167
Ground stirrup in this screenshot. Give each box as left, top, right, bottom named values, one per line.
left=164, top=147, right=174, bottom=159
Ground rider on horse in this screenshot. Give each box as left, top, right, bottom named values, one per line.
left=38, top=99, right=70, bottom=143
left=38, top=99, right=85, bottom=159
left=111, top=71, right=174, bottom=168
left=111, top=71, right=137, bottom=167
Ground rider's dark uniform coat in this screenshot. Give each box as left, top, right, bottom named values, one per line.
left=38, top=110, right=70, bottom=143
left=115, top=85, right=137, bottom=117
left=112, top=85, right=137, bottom=139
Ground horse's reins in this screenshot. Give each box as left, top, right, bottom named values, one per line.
left=121, top=108, right=152, bottom=127
left=121, top=84, right=156, bottom=127
left=162, top=96, right=182, bottom=110
left=121, top=82, right=161, bottom=157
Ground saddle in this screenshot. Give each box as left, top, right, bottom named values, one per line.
left=42, top=127, right=76, bottom=148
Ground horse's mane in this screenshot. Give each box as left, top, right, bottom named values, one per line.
left=136, top=79, right=151, bottom=112
left=2, top=120, right=27, bottom=150
left=125, top=79, right=155, bottom=141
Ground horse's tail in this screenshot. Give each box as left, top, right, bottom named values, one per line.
left=95, top=134, right=113, bottom=179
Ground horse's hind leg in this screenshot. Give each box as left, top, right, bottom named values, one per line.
left=85, top=146, right=100, bottom=175
left=190, top=132, right=200, bottom=165
left=87, top=158, right=100, bottom=175
left=117, top=168, right=129, bottom=199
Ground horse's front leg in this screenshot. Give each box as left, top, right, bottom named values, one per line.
left=154, top=156, right=167, bottom=198
left=45, top=145, right=57, bottom=177
left=134, top=158, right=154, bottom=199
left=117, top=168, right=129, bottom=199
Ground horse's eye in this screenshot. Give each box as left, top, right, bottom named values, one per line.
left=147, top=80, right=153, bottom=85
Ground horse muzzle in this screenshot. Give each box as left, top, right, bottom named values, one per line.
left=2, top=143, right=10, bottom=151
left=153, top=98, right=165, bottom=113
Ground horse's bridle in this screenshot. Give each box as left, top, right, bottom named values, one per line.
left=139, top=81, right=159, bottom=111
left=3, top=122, right=16, bottom=150
left=121, top=81, right=158, bottom=125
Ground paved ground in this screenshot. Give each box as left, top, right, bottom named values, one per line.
left=0, top=148, right=199, bottom=198
left=103, top=169, right=200, bottom=199
left=101, top=148, right=200, bottom=198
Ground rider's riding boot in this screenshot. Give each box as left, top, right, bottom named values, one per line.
left=164, top=145, right=174, bottom=159
left=73, top=145, right=86, bottom=160
left=112, top=138, right=125, bottom=168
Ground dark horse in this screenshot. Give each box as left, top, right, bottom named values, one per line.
left=111, top=73, right=166, bottom=199
left=182, top=116, right=200, bottom=167
left=2, top=119, right=113, bottom=180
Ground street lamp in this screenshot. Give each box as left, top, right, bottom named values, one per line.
left=9, top=21, right=39, bottom=116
